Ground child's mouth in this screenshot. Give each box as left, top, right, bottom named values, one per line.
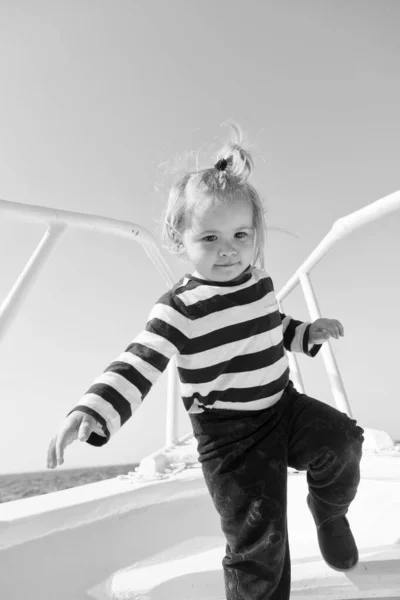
left=216, top=263, right=239, bottom=268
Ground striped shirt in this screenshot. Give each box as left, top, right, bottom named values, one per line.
left=70, top=266, right=321, bottom=446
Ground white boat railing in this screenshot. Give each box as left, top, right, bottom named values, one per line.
left=276, top=190, right=400, bottom=420
left=0, top=198, right=181, bottom=448
left=1, top=191, right=399, bottom=451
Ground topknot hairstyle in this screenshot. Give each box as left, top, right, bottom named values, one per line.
left=161, top=123, right=267, bottom=268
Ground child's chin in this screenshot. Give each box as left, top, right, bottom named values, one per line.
left=214, top=265, right=244, bottom=280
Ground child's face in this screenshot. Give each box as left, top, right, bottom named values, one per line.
left=181, top=197, right=255, bottom=282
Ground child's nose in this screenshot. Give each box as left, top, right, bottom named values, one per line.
left=219, top=246, right=237, bottom=256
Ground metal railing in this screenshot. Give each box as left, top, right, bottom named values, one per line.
left=276, top=190, right=400, bottom=418
left=1, top=191, right=400, bottom=449
left=0, top=198, right=181, bottom=447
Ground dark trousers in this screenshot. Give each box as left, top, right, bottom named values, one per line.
left=189, top=381, right=365, bottom=600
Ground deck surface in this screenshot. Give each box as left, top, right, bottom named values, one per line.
left=89, top=447, right=400, bottom=599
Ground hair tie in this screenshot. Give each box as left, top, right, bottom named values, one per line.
left=214, top=158, right=228, bottom=172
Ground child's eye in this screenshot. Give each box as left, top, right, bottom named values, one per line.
left=201, top=232, right=250, bottom=242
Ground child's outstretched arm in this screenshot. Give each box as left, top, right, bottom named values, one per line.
left=47, top=410, right=98, bottom=468
left=46, top=291, right=190, bottom=468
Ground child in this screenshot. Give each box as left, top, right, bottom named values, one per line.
left=47, top=125, right=364, bottom=600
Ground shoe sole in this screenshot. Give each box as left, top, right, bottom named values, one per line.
left=322, top=554, right=359, bottom=572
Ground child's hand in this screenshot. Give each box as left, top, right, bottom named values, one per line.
left=47, top=411, right=98, bottom=469
left=309, top=318, right=344, bottom=344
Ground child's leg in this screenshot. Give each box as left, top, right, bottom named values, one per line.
left=285, top=382, right=364, bottom=519
left=190, top=405, right=291, bottom=600
left=285, top=382, right=364, bottom=568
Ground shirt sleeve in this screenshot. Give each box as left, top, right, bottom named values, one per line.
left=67, top=294, right=190, bottom=447
left=279, top=312, right=322, bottom=357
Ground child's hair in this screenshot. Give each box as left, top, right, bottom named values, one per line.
left=161, top=123, right=267, bottom=269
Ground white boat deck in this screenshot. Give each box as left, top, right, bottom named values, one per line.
left=1, top=433, right=399, bottom=599
left=96, top=441, right=400, bottom=600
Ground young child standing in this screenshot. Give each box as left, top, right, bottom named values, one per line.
left=47, top=125, right=364, bottom=600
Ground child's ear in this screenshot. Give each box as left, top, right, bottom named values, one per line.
left=174, top=243, right=185, bottom=263
left=177, top=242, right=186, bottom=256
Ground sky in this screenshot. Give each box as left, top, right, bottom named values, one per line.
left=0, top=0, right=399, bottom=474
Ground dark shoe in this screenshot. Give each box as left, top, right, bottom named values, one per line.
left=307, top=493, right=359, bottom=572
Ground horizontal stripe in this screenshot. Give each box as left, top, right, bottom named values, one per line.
left=188, top=292, right=278, bottom=338
left=117, top=350, right=167, bottom=383
left=176, top=268, right=255, bottom=303
left=104, top=362, right=152, bottom=398
left=183, top=312, right=281, bottom=355
left=147, top=300, right=191, bottom=336
left=72, top=393, right=122, bottom=436
left=84, top=383, right=132, bottom=426
left=146, top=318, right=189, bottom=352
left=132, top=329, right=181, bottom=359
left=123, top=343, right=169, bottom=373
left=180, top=355, right=288, bottom=399
left=177, top=327, right=281, bottom=370
left=180, top=274, right=275, bottom=319
left=178, top=342, right=285, bottom=384
left=290, top=321, right=308, bottom=353
left=182, top=367, right=290, bottom=411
